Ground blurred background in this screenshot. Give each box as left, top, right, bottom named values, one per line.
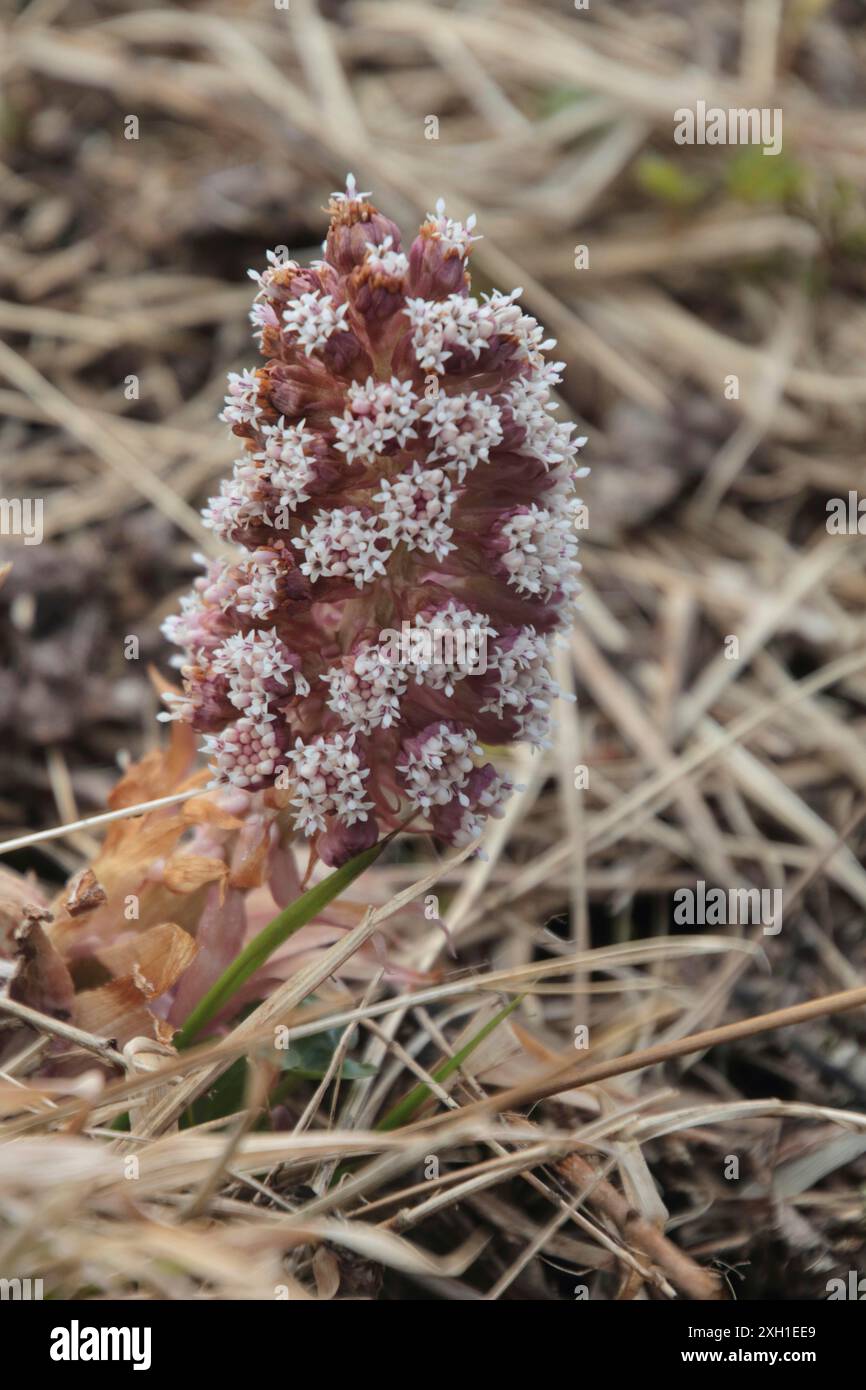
left=1, top=0, right=866, bottom=1297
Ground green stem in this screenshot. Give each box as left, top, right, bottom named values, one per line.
left=175, top=837, right=387, bottom=1050
left=376, top=995, right=523, bottom=1131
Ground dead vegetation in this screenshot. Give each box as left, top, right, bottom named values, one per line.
left=0, top=0, right=865, bottom=1300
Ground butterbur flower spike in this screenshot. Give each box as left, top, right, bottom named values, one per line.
left=161, top=177, right=588, bottom=864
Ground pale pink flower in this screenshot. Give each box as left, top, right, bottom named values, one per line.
left=161, top=176, right=587, bottom=863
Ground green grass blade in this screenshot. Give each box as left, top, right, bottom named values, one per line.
left=175, top=836, right=388, bottom=1049
left=377, top=995, right=522, bottom=1131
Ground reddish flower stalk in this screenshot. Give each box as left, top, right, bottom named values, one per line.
left=161, top=177, right=588, bottom=865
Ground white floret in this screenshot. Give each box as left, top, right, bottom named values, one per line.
left=282, top=291, right=349, bottom=357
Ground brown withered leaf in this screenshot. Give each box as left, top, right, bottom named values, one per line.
left=148, top=661, right=182, bottom=704
left=40, top=723, right=217, bottom=953
left=48, top=813, right=193, bottom=954
left=10, top=909, right=75, bottom=1020
left=227, top=818, right=272, bottom=892
left=162, top=855, right=228, bottom=896
left=95, top=922, right=197, bottom=997
left=98, top=814, right=190, bottom=878
left=0, top=867, right=50, bottom=957
left=182, top=796, right=244, bottom=832
left=74, top=978, right=174, bottom=1049
left=65, top=867, right=108, bottom=918
left=228, top=847, right=270, bottom=892
left=107, top=716, right=201, bottom=811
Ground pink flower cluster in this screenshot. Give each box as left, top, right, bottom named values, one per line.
left=161, top=178, right=587, bottom=864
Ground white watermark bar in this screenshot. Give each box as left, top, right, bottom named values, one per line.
left=673, top=880, right=783, bottom=935
left=0, top=496, right=43, bottom=545
left=378, top=621, right=489, bottom=674
left=674, top=101, right=783, bottom=156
